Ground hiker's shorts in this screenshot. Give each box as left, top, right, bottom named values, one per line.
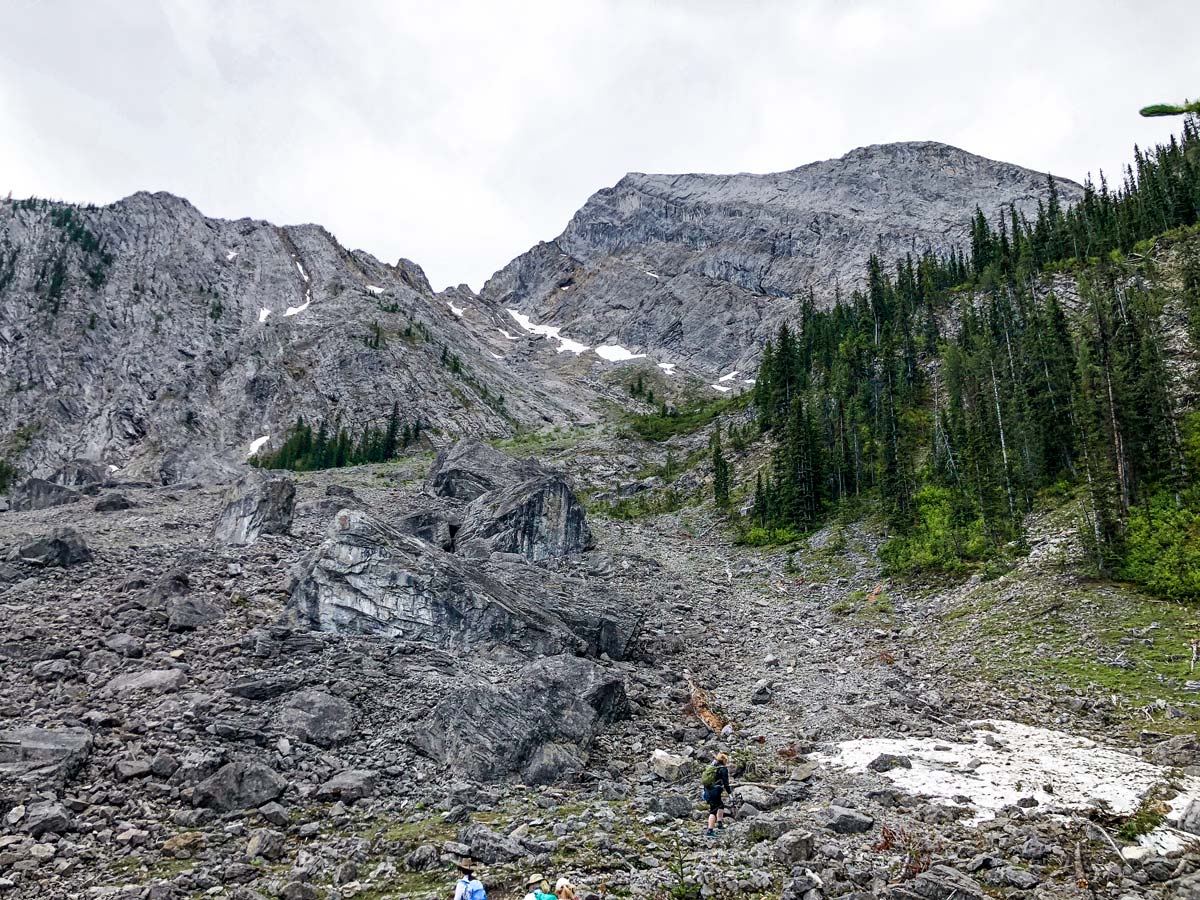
left=703, top=787, right=724, bottom=813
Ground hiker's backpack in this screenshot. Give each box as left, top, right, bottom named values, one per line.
left=701, top=764, right=719, bottom=789
left=461, top=878, right=487, bottom=900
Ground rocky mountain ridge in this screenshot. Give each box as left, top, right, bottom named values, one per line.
left=480, top=141, right=1082, bottom=372
left=2, top=141, right=1079, bottom=482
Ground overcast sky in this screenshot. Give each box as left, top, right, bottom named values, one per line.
left=2, top=1, right=1196, bottom=291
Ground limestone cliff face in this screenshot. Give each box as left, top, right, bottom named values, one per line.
left=0, top=193, right=586, bottom=481
left=481, top=142, right=1082, bottom=373
left=0, top=142, right=1082, bottom=478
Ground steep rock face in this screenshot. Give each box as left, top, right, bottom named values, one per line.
left=482, top=142, right=1082, bottom=373
left=0, top=194, right=587, bottom=481
left=457, top=474, right=593, bottom=561
left=427, top=439, right=541, bottom=502
left=286, top=509, right=594, bottom=654
left=410, top=654, right=630, bottom=782
left=211, top=469, right=296, bottom=547
left=427, top=438, right=593, bottom=561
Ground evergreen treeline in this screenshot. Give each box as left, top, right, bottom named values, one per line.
left=250, top=403, right=421, bottom=471
left=746, top=121, right=1200, bottom=598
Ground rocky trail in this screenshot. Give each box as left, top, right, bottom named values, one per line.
left=1, top=429, right=1198, bottom=900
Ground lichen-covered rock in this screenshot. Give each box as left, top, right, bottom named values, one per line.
left=212, top=470, right=295, bottom=546
left=410, top=654, right=629, bottom=782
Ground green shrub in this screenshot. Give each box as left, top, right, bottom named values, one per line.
left=741, top=526, right=801, bottom=546
left=625, top=396, right=739, bottom=442
left=880, top=485, right=997, bottom=574
left=1120, top=489, right=1200, bottom=601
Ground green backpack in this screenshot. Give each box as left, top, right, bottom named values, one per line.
left=701, top=764, right=719, bottom=789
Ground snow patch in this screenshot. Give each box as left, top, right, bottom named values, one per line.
left=594, top=344, right=646, bottom=362
left=657, top=362, right=677, bottom=375
left=365, top=285, right=384, bottom=296
left=645, top=270, right=659, bottom=279
left=711, top=384, right=732, bottom=393
left=258, top=308, right=271, bottom=323
left=447, top=300, right=465, bottom=317
left=489, top=351, right=503, bottom=359
left=225, top=250, right=238, bottom=262
left=560, top=285, right=570, bottom=291
left=743, top=378, right=756, bottom=385
left=718, top=371, right=740, bottom=382
left=284, top=259, right=313, bottom=316
left=506, top=309, right=589, bottom=355
left=498, top=328, right=520, bottom=341
left=823, top=720, right=1193, bottom=826
left=247, top=435, right=270, bottom=458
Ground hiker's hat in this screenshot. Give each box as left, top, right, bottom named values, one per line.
left=526, top=873, right=547, bottom=888
left=455, top=856, right=476, bottom=872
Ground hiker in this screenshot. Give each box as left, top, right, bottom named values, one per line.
left=454, top=858, right=486, bottom=900
left=522, top=874, right=556, bottom=900
left=555, top=877, right=578, bottom=900
left=701, top=751, right=733, bottom=836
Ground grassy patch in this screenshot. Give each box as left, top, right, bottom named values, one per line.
left=622, top=395, right=744, bottom=442
left=938, top=571, right=1200, bottom=731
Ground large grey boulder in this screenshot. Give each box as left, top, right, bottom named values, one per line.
left=193, top=761, right=286, bottom=811
left=11, top=528, right=91, bottom=567
left=316, top=768, right=377, bottom=801
left=456, top=472, right=593, bottom=561
left=212, top=470, right=295, bottom=547
left=49, top=459, right=106, bottom=488
left=889, top=865, right=985, bottom=900
left=285, top=509, right=587, bottom=655
left=277, top=690, right=357, bottom=748
left=9, top=477, right=80, bottom=511
left=427, top=439, right=539, bottom=501
left=0, top=726, right=93, bottom=790
left=411, top=654, right=629, bottom=782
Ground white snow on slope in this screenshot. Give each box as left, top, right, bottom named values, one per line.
left=507, top=309, right=589, bottom=354
left=365, top=285, right=384, bottom=295
left=489, top=351, right=503, bottom=359
left=711, top=384, right=732, bottom=393
left=448, top=301, right=465, bottom=317
left=247, top=435, right=270, bottom=458
left=225, top=250, right=238, bottom=262
left=718, top=371, right=740, bottom=382
left=658, top=362, right=677, bottom=375
left=285, top=259, right=313, bottom=316
left=824, top=720, right=1191, bottom=826
left=258, top=308, right=271, bottom=323
left=744, top=378, right=756, bottom=385
left=645, top=270, right=659, bottom=279
left=595, top=344, right=646, bottom=362
left=498, top=328, right=520, bottom=341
